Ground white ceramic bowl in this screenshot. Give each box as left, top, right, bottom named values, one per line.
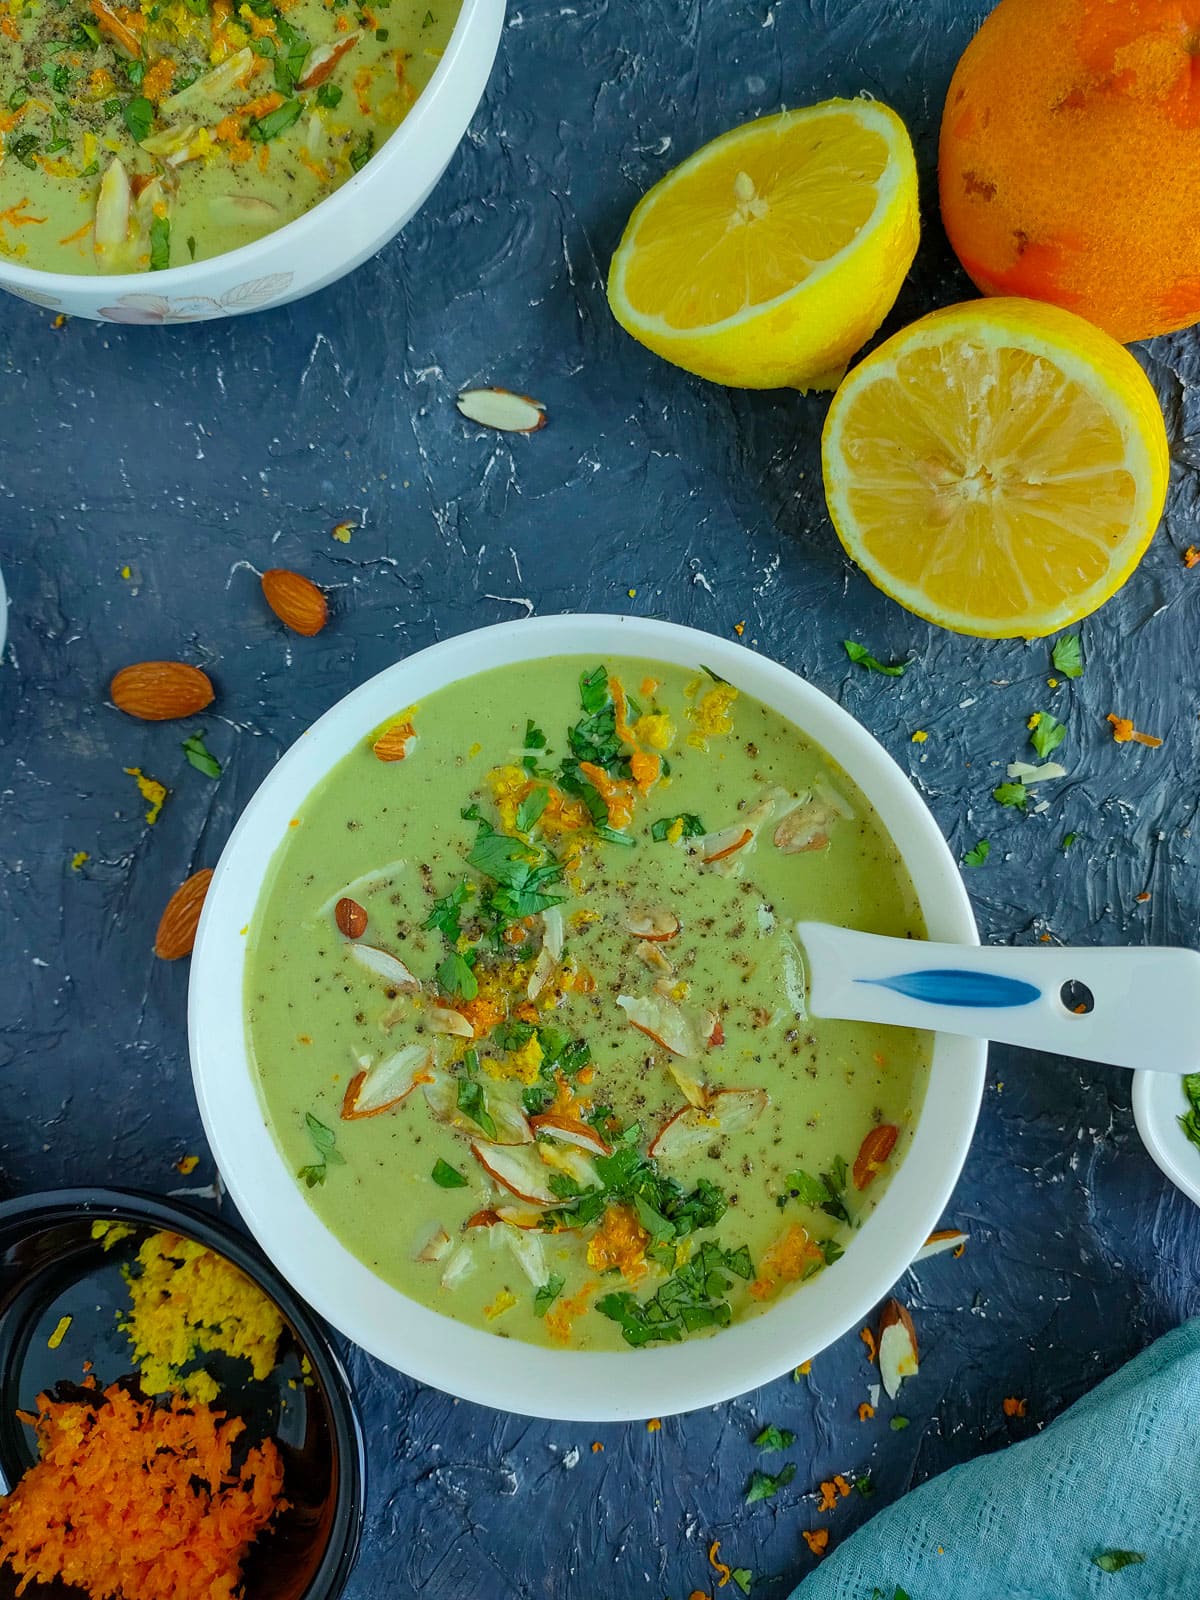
left=1133, top=1071, right=1200, bottom=1209
left=189, top=615, right=987, bottom=1421
left=0, top=0, right=504, bottom=326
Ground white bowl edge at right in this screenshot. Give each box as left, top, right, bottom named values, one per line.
left=1132, top=1070, right=1200, bottom=1209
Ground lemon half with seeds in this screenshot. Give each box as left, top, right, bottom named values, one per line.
left=607, top=99, right=920, bottom=391
left=821, top=298, right=1170, bottom=638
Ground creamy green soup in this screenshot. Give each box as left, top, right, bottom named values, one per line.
left=0, top=0, right=458, bottom=274
left=246, top=658, right=932, bottom=1353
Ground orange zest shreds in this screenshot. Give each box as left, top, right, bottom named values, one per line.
left=1184, top=546, right=1200, bottom=568
left=858, top=1402, right=875, bottom=1421
left=175, top=1154, right=200, bottom=1175
left=586, top=1203, right=649, bottom=1283
left=733, top=621, right=745, bottom=636
left=578, top=761, right=636, bottom=829
left=1106, top=713, right=1163, bottom=748
left=640, top=677, right=659, bottom=696
left=708, top=1540, right=732, bottom=1588
left=142, top=56, right=176, bottom=101
left=119, top=1231, right=284, bottom=1404
left=0, top=1380, right=285, bottom=1600
left=817, top=1480, right=839, bottom=1512
left=609, top=675, right=637, bottom=746
left=748, top=1225, right=823, bottom=1300
left=591, top=1440, right=604, bottom=1454
left=543, top=1280, right=597, bottom=1344
left=484, top=1289, right=517, bottom=1321
left=90, top=0, right=142, bottom=57
left=802, top=1529, right=829, bottom=1557
left=860, top=1326, right=878, bottom=1363
left=646, top=1417, right=662, bottom=1432
left=1003, top=1396, right=1028, bottom=1418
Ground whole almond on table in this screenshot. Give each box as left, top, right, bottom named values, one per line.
left=154, top=868, right=214, bottom=960
left=261, top=569, right=328, bottom=636
left=110, top=662, right=214, bottom=722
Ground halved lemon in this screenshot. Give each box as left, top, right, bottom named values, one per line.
left=822, top=298, right=1170, bottom=638
left=607, top=99, right=919, bottom=391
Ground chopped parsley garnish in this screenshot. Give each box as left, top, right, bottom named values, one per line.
left=148, top=214, right=171, bottom=272
left=466, top=817, right=565, bottom=922
left=181, top=732, right=221, bottom=778
left=431, top=1158, right=467, bottom=1188
left=783, top=1157, right=851, bottom=1225
left=122, top=95, right=153, bottom=141
left=524, top=718, right=547, bottom=750
left=186, top=235, right=197, bottom=261
left=515, top=786, right=549, bottom=834
left=730, top=1570, right=752, bottom=1595
left=844, top=640, right=906, bottom=677
left=533, top=1274, right=565, bottom=1316
left=349, top=131, right=375, bottom=171
left=424, top=881, right=471, bottom=944
left=595, top=1240, right=752, bottom=1347
left=455, top=1059, right=496, bottom=1140
left=1029, top=710, right=1066, bottom=760
left=854, top=1472, right=874, bottom=1498
left=1179, top=1073, right=1200, bottom=1153
left=316, top=82, right=344, bottom=109
left=753, top=1424, right=795, bottom=1451
left=650, top=813, right=706, bottom=842
left=248, top=98, right=303, bottom=142
left=993, top=781, right=1029, bottom=810
left=544, top=1136, right=727, bottom=1242
left=272, top=17, right=311, bottom=93
left=435, top=949, right=478, bottom=1002
left=298, top=1112, right=344, bottom=1187
left=700, top=663, right=730, bottom=685
left=10, top=133, right=40, bottom=170
left=1062, top=831, right=1078, bottom=850
left=744, top=1463, right=796, bottom=1503
left=1092, top=1551, right=1145, bottom=1573
left=1052, top=633, right=1083, bottom=679
left=961, top=839, right=990, bottom=867
left=889, top=1415, right=910, bottom=1431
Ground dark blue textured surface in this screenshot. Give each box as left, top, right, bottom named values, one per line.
left=2, top=1, right=1200, bottom=1596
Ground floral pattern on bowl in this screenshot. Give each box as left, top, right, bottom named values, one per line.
left=97, top=273, right=295, bottom=324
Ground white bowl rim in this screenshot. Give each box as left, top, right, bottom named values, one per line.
left=189, top=614, right=987, bottom=1421
left=1132, top=1070, right=1200, bottom=1209
left=0, top=0, right=493, bottom=296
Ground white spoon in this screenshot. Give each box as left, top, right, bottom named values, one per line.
left=797, top=922, right=1200, bottom=1075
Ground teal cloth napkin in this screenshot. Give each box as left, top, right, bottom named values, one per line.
left=793, top=1320, right=1200, bottom=1600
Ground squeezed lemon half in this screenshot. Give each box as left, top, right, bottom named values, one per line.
left=821, top=298, right=1170, bottom=638
left=607, top=99, right=920, bottom=391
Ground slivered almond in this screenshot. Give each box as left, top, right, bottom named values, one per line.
left=704, top=826, right=753, bottom=864
left=624, top=907, right=680, bottom=942
left=456, top=387, right=547, bottom=434
left=471, top=1142, right=558, bottom=1205
left=261, top=569, right=328, bottom=637
left=296, top=34, right=359, bottom=88
left=94, top=158, right=131, bottom=254
left=413, top=1223, right=451, bottom=1262
left=529, top=1113, right=611, bottom=1157
left=111, top=661, right=214, bottom=721
left=335, top=897, right=367, bottom=939
left=878, top=1300, right=919, bottom=1399
left=648, top=1086, right=768, bottom=1161
left=348, top=942, right=420, bottom=992
left=341, top=1043, right=433, bottom=1119
left=913, top=1228, right=968, bottom=1262
left=154, top=868, right=213, bottom=960
left=428, top=1005, right=475, bottom=1038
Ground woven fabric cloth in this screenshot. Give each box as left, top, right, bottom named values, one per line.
left=792, top=1320, right=1200, bottom=1600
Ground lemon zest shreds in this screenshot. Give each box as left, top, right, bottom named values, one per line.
left=484, top=1290, right=517, bottom=1321
left=175, top=1154, right=200, bottom=1175
left=1106, top=713, right=1162, bottom=748
left=70, top=851, right=89, bottom=870
left=124, top=767, right=167, bottom=824
left=687, top=684, right=738, bottom=748
left=47, top=1316, right=71, bottom=1350
left=92, top=1221, right=134, bottom=1250
left=646, top=1417, right=662, bottom=1432
left=331, top=520, right=354, bottom=543
left=708, top=1540, right=732, bottom=1588
left=0, top=1379, right=285, bottom=1600
left=119, top=1230, right=284, bottom=1403
left=910, top=730, right=927, bottom=744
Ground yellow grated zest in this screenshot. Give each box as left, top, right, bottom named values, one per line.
left=591, top=1441, right=604, bottom=1453
left=666, top=816, right=686, bottom=845
left=633, top=712, right=674, bottom=751
left=733, top=621, right=745, bottom=636
left=124, top=768, right=167, bottom=825
left=92, top=1221, right=134, bottom=1251
left=797, top=1359, right=812, bottom=1376
left=687, top=683, right=738, bottom=747
left=119, top=565, right=132, bottom=578
left=175, top=1154, right=199, bottom=1175
left=70, top=851, right=89, bottom=870
left=119, top=1231, right=284, bottom=1403
left=627, top=588, right=637, bottom=598
left=484, top=1290, right=517, bottom=1321
left=331, top=521, right=355, bottom=543
left=468, top=742, right=482, bottom=757
left=910, top=730, right=927, bottom=743
left=708, top=1540, right=732, bottom=1587
left=646, top=1417, right=662, bottom=1432
left=47, top=1316, right=72, bottom=1351
left=1027, top=712, right=1041, bottom=730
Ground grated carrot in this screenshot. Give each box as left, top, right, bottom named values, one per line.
left=1106, top=713, right=1162, bottom=748
left=802, top=1529, right=829, bottom=1557
left=708, top=1540, right=731, bottom=1588
left=0, top=1379, right=285, bottom=1600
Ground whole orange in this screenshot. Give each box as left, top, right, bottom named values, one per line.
left=939, top=0, right=1200, bottom=343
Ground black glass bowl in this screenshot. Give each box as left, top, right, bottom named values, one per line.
left=0, top=1188, right=365, bottom=1600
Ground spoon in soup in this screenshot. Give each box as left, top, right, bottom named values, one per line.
left=796, top=922, right=1200, bottom=1073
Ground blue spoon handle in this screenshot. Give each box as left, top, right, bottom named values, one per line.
left=795, top=922, right=1200, bottom=1075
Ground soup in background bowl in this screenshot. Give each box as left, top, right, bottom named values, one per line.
left=190, top=616, right=986, bottom=1420
left=0, top=0, right=504, bottom=322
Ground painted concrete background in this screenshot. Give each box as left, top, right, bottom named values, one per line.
left=2, top=0, right=1199, bottom=1594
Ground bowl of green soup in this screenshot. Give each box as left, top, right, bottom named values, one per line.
left=189, top=615, right=986, bottom=1420
left=0, top=0, right=503, bottom=323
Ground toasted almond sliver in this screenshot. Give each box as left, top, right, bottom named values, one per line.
left=428, top=1005, right=475, bottom=1038
left=414, top=1223, right=451, bottom=1262
left=913, top=1228, right=968, bottom=1262
left=161, top=47, right=253, bottom=113
left=348, top=942, right=421, bottom=992
left=94, top=158, right=131, bottom=254
left=456, top=387, right=547, bottom=434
